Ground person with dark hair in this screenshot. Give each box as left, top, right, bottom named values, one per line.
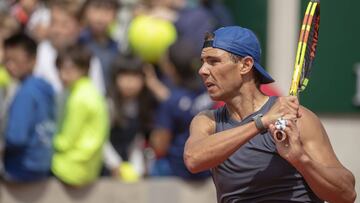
left=2, top=32, right=55, bottom=182
left=149, top=39, right=213, bottom=179
left=52, top=44, right=108, bottom=186
left=103, top=54, right=156, bottom=181
left=34, top=0, right=105, bottom=95
left=79, top=0, right=120, bottom=90
left=184, top=26, right=356, bottom=203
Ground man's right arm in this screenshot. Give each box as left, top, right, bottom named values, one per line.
left=184, top=96, right=300, bottom=173
left=184, top=110, right=261, bottom=173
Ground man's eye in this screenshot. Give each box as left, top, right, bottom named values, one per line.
left=209, top=59, right=220, bottom=65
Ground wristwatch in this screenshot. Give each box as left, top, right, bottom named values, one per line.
left=252, top=113, right=267, bottom=134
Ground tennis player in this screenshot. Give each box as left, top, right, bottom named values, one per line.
left=184, top=26, right=356, bottom=203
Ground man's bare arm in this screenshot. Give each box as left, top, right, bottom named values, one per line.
left=184, top=110, right=260, bottom=173
left=184, top=96, right=300, bottom=173
left=269, top=107, right=356, bottom=203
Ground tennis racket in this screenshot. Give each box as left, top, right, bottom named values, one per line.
left=274, top=0, right=321, bottom=142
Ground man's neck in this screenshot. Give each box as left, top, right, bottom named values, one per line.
left=225, top=84, right=269, bottom=121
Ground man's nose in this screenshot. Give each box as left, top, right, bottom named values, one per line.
left=198, top=63, right=210, bottom=76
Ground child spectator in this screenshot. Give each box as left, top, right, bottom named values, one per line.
left=80, top=0, right=120, bottom=90
left=2, top=32, right=55, bottom=182
left=52, top=44, right=108, bottom=186
left=104, top=54, right=155, bottom=181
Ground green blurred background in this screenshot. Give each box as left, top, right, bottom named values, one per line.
left=225, top=0, right=360, bottom=113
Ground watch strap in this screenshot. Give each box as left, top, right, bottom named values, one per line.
left=252, top=113, right=267, bottom=134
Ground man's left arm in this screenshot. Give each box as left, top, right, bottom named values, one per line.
left=269, top=106, right=356, bottom=203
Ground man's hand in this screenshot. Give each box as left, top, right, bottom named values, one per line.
left=268, top=119, right=305, bottom=165
left=268, top=107, right=357, bottom=202
left=262, top=96, right=301, bottom=128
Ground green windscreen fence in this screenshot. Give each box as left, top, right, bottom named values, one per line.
left=299, top=0, right=360, bottom=113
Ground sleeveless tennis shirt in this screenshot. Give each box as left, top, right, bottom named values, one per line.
left=212, top=96, right=323, bottom=203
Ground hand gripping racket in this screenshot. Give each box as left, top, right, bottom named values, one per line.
left=274, top=0, right=320, bottom=142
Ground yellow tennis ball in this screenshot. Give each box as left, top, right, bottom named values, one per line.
left=128, top=15, right=177, bottom=63
left=119, top=162, right=139, bottom=183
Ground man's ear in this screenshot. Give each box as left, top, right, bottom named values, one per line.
left=239, top=56, right=255, bottom=75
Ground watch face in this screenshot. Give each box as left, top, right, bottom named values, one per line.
left=253, top=113, right=263, bottom=120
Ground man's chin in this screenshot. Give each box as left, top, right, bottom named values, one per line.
left=208, top=93, right=223, bottom=102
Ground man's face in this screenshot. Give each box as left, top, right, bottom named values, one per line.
left=4, top=46, right=35, bottom=79
left=85, top=6, right=116, bottom=36
left=199, top=47, right=243, bottom=101
left=49, top=7, right=79, bottom=50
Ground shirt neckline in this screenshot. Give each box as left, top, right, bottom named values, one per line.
left=224, top=96, right=276, bottom=126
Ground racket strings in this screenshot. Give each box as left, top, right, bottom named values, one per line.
left=290, top=1, right=314, bottom=96
left=289, top=0, right=320, bottom=96
left=301, top=5, right=320, bottom=92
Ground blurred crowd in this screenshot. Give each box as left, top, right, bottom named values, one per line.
left=0, top=0, right=234, bottom=187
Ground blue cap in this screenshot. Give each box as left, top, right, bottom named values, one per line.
left=205, top=26, right=274, bottom=84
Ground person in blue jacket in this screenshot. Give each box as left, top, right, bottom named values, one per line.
left=2, top=32, right=55, bottom=182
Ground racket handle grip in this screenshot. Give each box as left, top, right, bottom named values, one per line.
left=274, top=130, right=287, bottom=142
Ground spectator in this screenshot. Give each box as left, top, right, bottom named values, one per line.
left=149, top=39, right=213, bottom=180
left=52, top=44, right=108, bottom=187
left=2, top=32, right=55, bottom=182
left=34, top=0, right=105, bottom=95
left=104, top=54, right=156, bottom=181
left=80, top=0, right=120, bottom=90
left=0, top=11, right=20, bottom=168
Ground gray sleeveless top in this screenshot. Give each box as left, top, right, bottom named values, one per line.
left=212, top=96, right=323, bottom=203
